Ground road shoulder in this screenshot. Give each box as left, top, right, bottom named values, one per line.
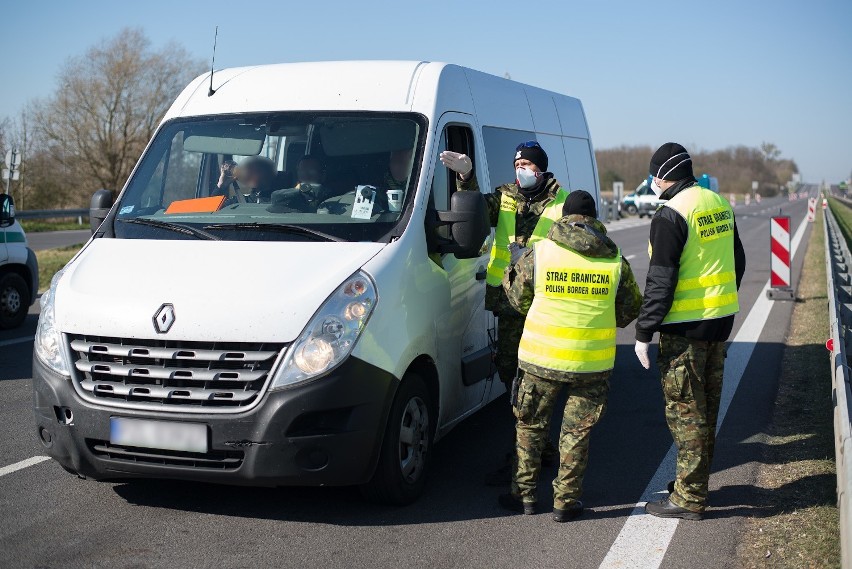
left=735, top=207, right=839, bottom=567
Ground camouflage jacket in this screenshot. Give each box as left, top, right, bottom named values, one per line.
left=503, top=215, right=642, bottom=380
left=458, top=172, right=566, bottom=314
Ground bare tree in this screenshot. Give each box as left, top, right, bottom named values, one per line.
left=596, top=143, right=798, bottom=197
left=31, top=28, right=205, bottom=203
left=760, top=141, right=781, bottom=162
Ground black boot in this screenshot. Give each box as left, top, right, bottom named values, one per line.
left=552, top=501, right=584, bottom=522
left=645, top=498, right=703, bottom=521
left=666, top=480, right=675, bottom=494
left=498, top=493, right=536, bottom=515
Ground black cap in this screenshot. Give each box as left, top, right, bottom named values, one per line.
left=562, top=190, right=597, bottom=218
left=514, top=141, right=548, bottom=171
left=649, top=142, right=693, bottom=181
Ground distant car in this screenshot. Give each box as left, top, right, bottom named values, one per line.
left=635, top=186, right=665, bottom=218
left=637, top=197, right=664, bottom=218
left=621, top=176, right=662, bottom=217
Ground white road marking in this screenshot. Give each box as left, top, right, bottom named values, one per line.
left=599, top=213, right=809, bottom=569
left=626, top=255, right=636, bottom=260
left=0, top=456, right=51, bottom=478
left=0, top=336, right=35, bottom=348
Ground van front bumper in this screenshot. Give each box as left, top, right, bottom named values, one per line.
left=32, top=354, right=398, bottom=487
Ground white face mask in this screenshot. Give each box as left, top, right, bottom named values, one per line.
left=650, top=179, right=664, bottom=197
left=516, top=167, right=540, bottom=189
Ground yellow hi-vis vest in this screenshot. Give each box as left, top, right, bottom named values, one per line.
left=485, top=188, right=570, bottom=286
left=651, top=185, right=739, bottom=324
left=518, top=239, right=622, bottom=373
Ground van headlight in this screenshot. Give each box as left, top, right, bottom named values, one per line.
left=271, top=271, right=377, bottom=388
left=35, top=271, right=70, bottom=376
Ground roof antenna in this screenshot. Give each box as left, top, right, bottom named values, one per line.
left=207, top=26, right=219, bottom=97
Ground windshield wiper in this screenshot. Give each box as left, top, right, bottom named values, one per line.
left=203, top=222, right=345, bottom=242
left=118, top=218, right=220, bottom=240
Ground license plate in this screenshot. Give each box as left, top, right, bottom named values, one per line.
left=110, top=417, right=208, bottom=453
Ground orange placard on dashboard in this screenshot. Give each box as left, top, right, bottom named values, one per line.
left=165, top=196, right=226, bottom=214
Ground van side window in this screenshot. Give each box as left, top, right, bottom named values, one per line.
left=482, top=126, right=536, bottom=190
left=429, top=124, right=475, bottom=243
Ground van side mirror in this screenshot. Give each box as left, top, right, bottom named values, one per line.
left=90, top=189, right=114, bottom=233
left=430, top=191, right=489, bottom=259
left=0, top=194, right=15, bottom=228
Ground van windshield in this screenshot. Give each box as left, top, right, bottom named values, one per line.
left=112, top=112, right=425, bottom=243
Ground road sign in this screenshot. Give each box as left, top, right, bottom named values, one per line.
left=752, top=181, right=759, bottom=191
left=768, top=215, right=794, bottom=300
left=4, top=149, right=21, bottom=168
left=2, top=169, right=19, bottom=181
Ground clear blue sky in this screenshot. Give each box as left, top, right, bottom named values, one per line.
left=4, top=0, right=851, bottom=183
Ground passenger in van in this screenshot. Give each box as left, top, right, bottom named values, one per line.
left=441, top=141, right=570, bottom=485
left=215, top=156, right=277, bottom=203
left=267, top=156, right=334, bottom=213
left=318, top=149, right=411, bottom=216
left=497, top=191, right=641, bottom=520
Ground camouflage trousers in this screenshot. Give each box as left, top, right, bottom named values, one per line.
left=511, top=371, right=610, bottom=508
left=496, top=309, right=525, bottom=389
left=658, top=333, right=726, bottom=513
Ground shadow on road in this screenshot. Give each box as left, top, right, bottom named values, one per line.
left=41, top=338, right=831, bottom=526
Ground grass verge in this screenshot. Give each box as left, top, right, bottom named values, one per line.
left=35, top=245, right=83, bottom=293
left=736, top=205, right=839, bottom=568
left=21, top=220, right=89, bottom=233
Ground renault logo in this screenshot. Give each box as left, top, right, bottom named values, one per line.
left=152, top=303, right=176, bottom=334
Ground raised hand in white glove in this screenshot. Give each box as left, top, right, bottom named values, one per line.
left=439, top=151, right=473, bottom=179
left=508, top=242, right=528, bottom=265
left=634, top=341, right=651, bottom=369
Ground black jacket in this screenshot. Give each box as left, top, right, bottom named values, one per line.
left=635, top=178, right=746, bottom=343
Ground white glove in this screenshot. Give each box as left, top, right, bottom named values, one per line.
left=508, top=242, right=528, bottom=265
left=439, top=151, right=473, bottom=178
left=634, top=341, right=651, bottom=370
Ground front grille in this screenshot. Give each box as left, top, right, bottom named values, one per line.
left=69, top=335, right=284, bottom=412
left=88, top=440, right=243, bottom=470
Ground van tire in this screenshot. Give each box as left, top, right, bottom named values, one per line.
left=0, top=273, right=29, bottom=329
left=625, top=204, right=637, bottom=215
left=361, top=372, right=433, bottom=505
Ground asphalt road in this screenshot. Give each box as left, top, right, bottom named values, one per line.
left=0, top=192, right=816, bottom=569
left=26, top=229, right=91, bottom=251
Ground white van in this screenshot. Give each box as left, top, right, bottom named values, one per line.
left=0, top=194, right=38, bottom=328
left=32, top=61, right=600, bottom=504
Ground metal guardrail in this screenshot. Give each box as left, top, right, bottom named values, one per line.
left=15, top=208, right=88, bottom=220
left=823, top=202, right=852, bottom=569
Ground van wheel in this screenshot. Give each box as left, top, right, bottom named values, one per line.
left=361, top=372, right=433, bottom=505
left=625, top=204, right=637, bottom=215
left=0, top=273, right=29, bottom=329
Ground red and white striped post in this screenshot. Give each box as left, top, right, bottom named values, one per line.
left=768, top=215, right=795, bottom=300
left=808, top=198, right=817, bottom=222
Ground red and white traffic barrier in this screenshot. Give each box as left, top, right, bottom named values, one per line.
left=771, top=216, right=791, bottom=288
left=808, top=198, right=817, bottom=222
left=729, top=193, right=736, bottom=206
